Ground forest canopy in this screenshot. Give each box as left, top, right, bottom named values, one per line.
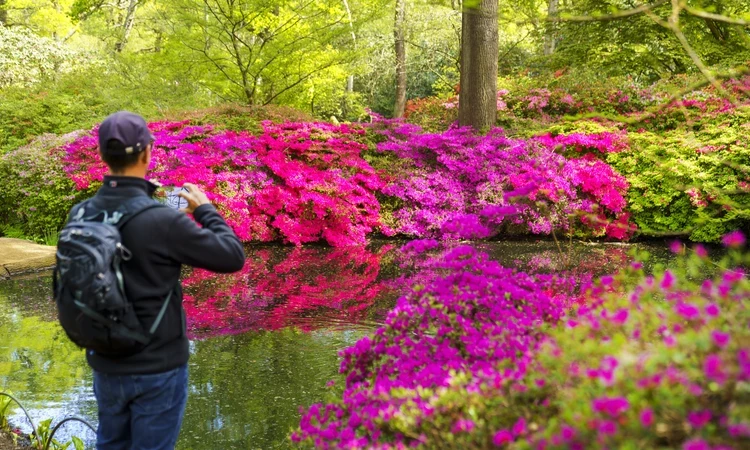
left=4, top=0, right=750, bottom=127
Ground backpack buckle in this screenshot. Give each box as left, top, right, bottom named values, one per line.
left=116, top=243, right=133, bottom=261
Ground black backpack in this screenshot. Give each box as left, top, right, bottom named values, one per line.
left=54, top=197, right=171, bottom=357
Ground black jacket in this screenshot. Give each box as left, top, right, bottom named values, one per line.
left=67, top=176, right=245, bottom=375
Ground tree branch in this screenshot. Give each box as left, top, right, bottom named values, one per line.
left=549, top=0, right=668, bottom=22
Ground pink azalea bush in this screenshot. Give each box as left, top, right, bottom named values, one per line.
left=293, top=232, right=749, bottom=448
left=57, top=120, right=386, bottom=246
left=47, top=115, right=638, bottom=246
left=372, top=118, right=634, bottom=240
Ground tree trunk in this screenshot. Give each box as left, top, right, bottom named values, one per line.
left=342, top=0, right=356, bottom=92
left=544, top=0, right=559, bottom=56
left=115, top=0, right=139, bottom=52
left=393, top=0, right=407, bottom=118
left=458, top=0, right=498, bottom=132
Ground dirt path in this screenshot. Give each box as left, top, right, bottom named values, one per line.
left=0, top=431, right=21, bottom=450
left=0, top=238, right=55, bottom=279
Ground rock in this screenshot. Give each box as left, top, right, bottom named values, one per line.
left=0, top=238, right=55, bottom=279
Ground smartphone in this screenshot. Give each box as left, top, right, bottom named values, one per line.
left=165, top=186, right=189, bottom=210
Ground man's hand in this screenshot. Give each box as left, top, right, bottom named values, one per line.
left=178, top=183, right=211, bottom=214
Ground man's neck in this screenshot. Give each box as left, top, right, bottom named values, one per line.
left=109, top=170, right=147, bottom=179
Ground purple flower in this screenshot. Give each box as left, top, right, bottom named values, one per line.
left=705, top=303, right=720, bottom=317
left=682, top=439, right=710, bottom=450
left=640, top=408, right=654, bottom=427
left=704, top=354, right=727, bottom=384
left=711, top=330, right=730, bottom=348
left=597, top=419, right=617, bottom=436
left=728, top=423, right=750, bottom=437
left=721, top=230, right=746, bottom=248
left=512, top=417, right=527, bottom=436
left=687, top=410, right=711, bottom=429
left=451, top=418, right=475, bottom=433
left=693, top=244, right=708, bottom=258
left=592, top=396, right=629, bottom=417
left=610, top=308, right=629, bottom=325
left=493, top=429, right=513, bottom=445
left=675, top=302, right=701, bottom=320
left=669, top=240, right=684, bottom=254
left=661, top=270, right=676, bottom=289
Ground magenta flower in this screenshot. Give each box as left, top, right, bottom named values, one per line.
left=640, top=408, right=654, bottom=427
left=693, top=244, right=708, bottom=258
left=512, top=417, right=527, bottom=436
left=597, top=419, right=617, bottom=436
left=669, top=240, right=685, bottom=254
left=705, top=303, right=720, bottom=317
left=704, top=354, right=727, bottom=384
left=675, top=302, right=701, bottom=320
left=721, top=230, right=746, bottom=248
left=592, top=396, right=629, bottom=417
left=682, top=438, right=710, bottom=450
left=611, top=308, right=629, bottom=325
left=493, top=429, right=513, bottom=445
left=661, top=270, right=676, bottom=289
left=711, top=330, right=730, bottom=348
left=687, top=410, right=711, bottom=429
left=451, top=418, right=475, bottom=433
left=728, top=423, right=750, bottom=437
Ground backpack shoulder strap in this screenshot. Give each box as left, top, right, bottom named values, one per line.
left=68, top=199, right=92, bottom=223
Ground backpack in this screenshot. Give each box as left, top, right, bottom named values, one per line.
left=54, top=196, right=171, bottom=357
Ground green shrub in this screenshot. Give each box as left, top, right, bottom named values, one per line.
left=607, top=108, right=750, bottom=243
left=0, top=133, right=94, bottom=243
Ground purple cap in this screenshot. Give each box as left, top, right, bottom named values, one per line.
left=98, top=111, right=155, bottom=155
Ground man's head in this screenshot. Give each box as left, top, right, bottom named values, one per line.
left=98, top=111, right=154, bottom=177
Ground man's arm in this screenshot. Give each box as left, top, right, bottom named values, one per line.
left=166, top=184, right=245, bottom=273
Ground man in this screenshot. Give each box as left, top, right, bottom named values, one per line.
left=67, top=111, right=245, bottom=449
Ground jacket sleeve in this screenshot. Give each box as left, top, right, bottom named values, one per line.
left=166, top=204, right=246, bottom=273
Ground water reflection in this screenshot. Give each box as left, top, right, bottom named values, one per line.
left=0, top=240, right=675, bottom=449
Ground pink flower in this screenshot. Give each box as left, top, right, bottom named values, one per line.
left=512, top=417, right=527, bottom=436
left=597, top=420, right=617, bottom=436
left=611, top=308, right=629, bottom=325
left=687, top=410, right=711, bottom=429
left=675, top=302, right=701, bottom=320
left=452, top=418, right=475, bottom=433
left=661, top=270, right=675, bottom=289
left=592, top=396, right=629, bottom=417
left=682, top=438, right=710, bottom=450
left=722, top=230, right=746, bottom=248
left=728, top=423, right=750, bottom=437
left=705, top=303, right=720, bottom=317
left=693, top=244, right=708, bottom=258
left=640, top=408, right=654, bottom=427
left=669, top=240, right=685, bottom=254
left=704, top=354, right=727, bottom=384
left=493, top=429, right=513, bottom=446
left=711, top=330, right=730, bottom=348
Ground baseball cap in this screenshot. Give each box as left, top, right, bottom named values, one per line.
left=98, top=111, right=155, bottom=156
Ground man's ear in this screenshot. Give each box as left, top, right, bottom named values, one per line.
left=141, top=145, right=152, bottom=166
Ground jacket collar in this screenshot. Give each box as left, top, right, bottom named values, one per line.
left=100, top=175, right=158, bottom=198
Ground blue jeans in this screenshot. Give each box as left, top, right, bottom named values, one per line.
left=93, top=365, right=188, bottom=450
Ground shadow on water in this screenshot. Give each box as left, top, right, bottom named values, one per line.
left=0, top=239, right=685, bottom=449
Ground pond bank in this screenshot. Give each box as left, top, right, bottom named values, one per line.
left=0, top=238, right=55, bottom=279
left=0, top=431, right=21, bottom=450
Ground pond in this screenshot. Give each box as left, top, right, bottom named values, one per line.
left=0, top=240, right=678, bottom=449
